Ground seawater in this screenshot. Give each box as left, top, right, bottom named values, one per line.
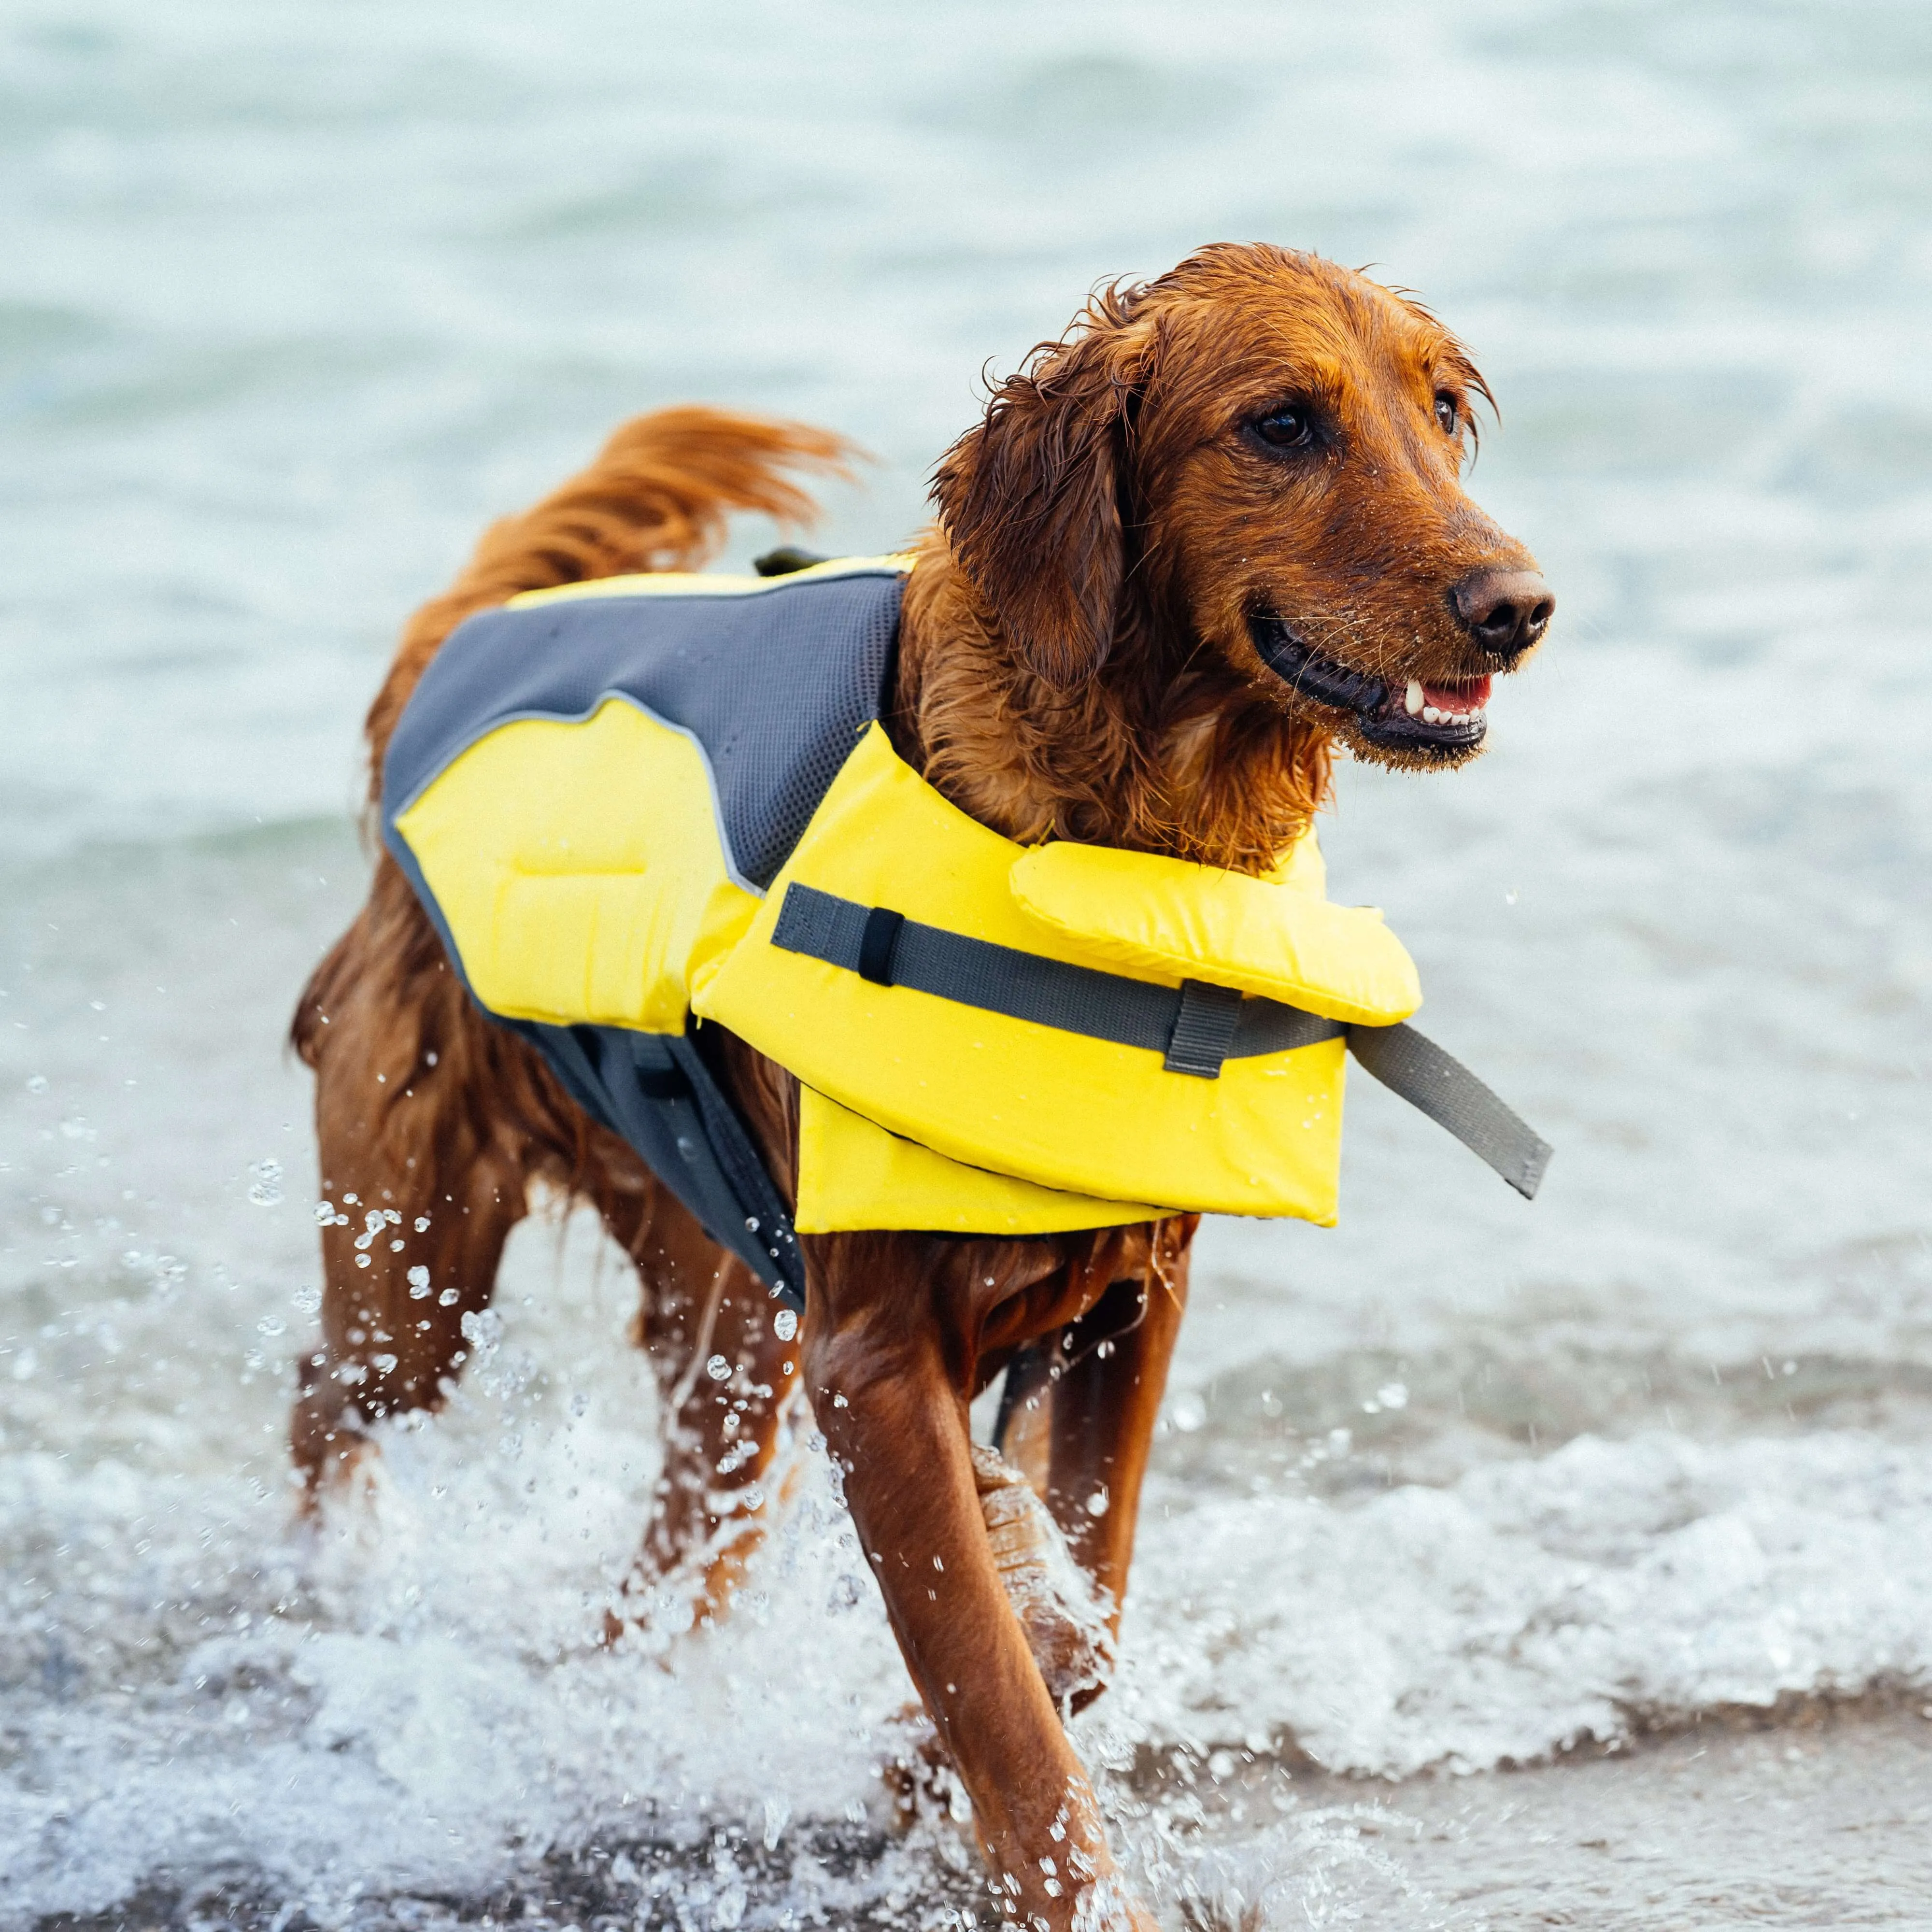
left=3, top=2, right=1930, bottom=1926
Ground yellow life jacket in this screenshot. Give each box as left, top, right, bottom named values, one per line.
left=384, top=556, right=1548, bottom=1307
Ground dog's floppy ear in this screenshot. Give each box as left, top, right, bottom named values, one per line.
left=932, top=290, right=1154, bottom=690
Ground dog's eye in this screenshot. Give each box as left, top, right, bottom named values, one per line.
left=1434, top=392, right=1461, bottom=436
left=1252, top=405, right=1315, bottom=450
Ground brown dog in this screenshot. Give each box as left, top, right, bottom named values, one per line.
left=290, top=243, right=1550, bottom=1929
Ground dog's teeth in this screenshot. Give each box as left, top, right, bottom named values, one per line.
left=1405, top=680, right=1424, bottom=717
left=1422, top=705, right=1441, bottom=724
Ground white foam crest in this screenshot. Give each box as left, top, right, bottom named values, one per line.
left=1099, top=1429, right=1932, bottom=1779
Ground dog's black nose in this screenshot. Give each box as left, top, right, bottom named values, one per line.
left=1449, top=568, right=1555, bottom=663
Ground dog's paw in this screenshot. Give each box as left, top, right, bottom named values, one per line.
left=1178, top=1898, right=1266, bottom=1932
left=970, top=1443, right=1117, bottom=1708
left=288, top=1436, right=410, bottom=1602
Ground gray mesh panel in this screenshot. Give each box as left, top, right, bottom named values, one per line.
left=383, top=568, right=904, bottom=891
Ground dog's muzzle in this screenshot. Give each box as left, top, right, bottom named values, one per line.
left=1251, top=615, right=1489, bottom=754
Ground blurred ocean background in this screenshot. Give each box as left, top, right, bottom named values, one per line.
left=3, top=1, right=1931, bottom=1925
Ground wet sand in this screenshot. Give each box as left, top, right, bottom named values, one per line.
left=1187, top=1706, right=1932, bottom=1928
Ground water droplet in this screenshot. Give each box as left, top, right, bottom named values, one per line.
left=1169, top=1392, right=1206, bottom=1433
left=761, top=1797, right=790, bottom=1851
left=438, top=1288, right=458, bottom=1307
left=773, top=1308, right=798, bottom=1342
left=247, top=1158, right=284, bottom=1207
left=744, top=1215, right=760, bottom=1233
left=355, top=1253, right=371, bottom=1269
left=1376, top=1381, right=1409, bottom=1411
left=313, top=1200, right=335, bottom=1225
left=407, top=1265, right=431, bottom=1298
left=705, top=1353, right=732, bottom=1382
left=460, top=1308, right=503, bottom=1350
left=413, top=1216, right=430, bottom=1232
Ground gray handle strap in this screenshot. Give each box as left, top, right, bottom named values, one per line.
left=1344, top=1021, right=1551, bottom=1200
left=771, top=882, right=1551, bottom=1199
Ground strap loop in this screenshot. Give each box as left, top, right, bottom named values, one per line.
left=1164, top=979, right=1244, bottom=1077
left=858, top=906, right=905, bottom=986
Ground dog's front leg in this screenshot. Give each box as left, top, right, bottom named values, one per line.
left=804, top=1247, right=1153, bottom=1932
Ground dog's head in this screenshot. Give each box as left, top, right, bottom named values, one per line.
left=932, top=244, right=1551, bottom=771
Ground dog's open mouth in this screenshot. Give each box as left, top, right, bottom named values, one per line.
left=1250, top=616, right=1491, bottom=754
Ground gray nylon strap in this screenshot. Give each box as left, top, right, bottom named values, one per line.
left=769, top=882, right=1550, bottom=1198
left=772, top=883, right=1231, bottom=1058
left=1343, top=1021, right=1552, bottom=1200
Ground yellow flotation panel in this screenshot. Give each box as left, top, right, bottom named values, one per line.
left=694, top=724, right=1410, bottom=1227
left=796, top=1089, right=1168, bottom=1235
left=392, top=698, right=759, bottom=1034
left=1008, top=844, right=1419, bottom=1028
